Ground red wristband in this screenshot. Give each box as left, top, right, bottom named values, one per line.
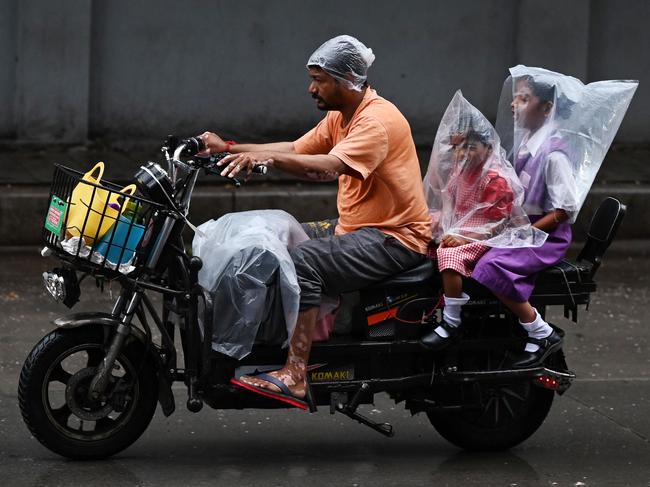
left=224, top=140, right=237, bottom=152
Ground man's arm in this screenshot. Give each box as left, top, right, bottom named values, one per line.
left=200, top=131, right=295, bottom=154
left=230, top=142, right=295, bottom=153
left=217, top=150, right=363, bottom=181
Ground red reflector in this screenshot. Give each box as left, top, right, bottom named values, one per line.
left=537, top=375, right=560, bottom=390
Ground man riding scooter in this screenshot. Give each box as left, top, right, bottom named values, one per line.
left=198, top=35, right=432, bottom=409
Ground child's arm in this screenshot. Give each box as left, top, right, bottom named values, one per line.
left=532, top=209, right=570, bottom=232
left=542, top=152, right=579, bottom=228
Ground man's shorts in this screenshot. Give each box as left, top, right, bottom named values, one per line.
left=291, top=219, right=426, bottom=310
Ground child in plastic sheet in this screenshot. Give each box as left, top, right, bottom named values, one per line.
left=471, top=66, right=638, bottom=368
left=420, top=91, right=545, bottom=351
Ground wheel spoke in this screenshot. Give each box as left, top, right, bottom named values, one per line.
left=493, top=395, right=500, bottom=425
left=478, top=396, right=496, bottom=422
left=49, top=364, right=72, bottom=385
left=500, top=395, right=515, bottom=419
left=86, top=348, right=105, bottom=368
left=501, top=387, right=526, bottom=402
left=50, top=404, right=72, bottom=426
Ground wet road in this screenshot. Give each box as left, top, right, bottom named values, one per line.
left=1, top=246, right=649, bottom=486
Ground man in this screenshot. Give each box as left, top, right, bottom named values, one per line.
left=200, top=35, right=431, bottom=409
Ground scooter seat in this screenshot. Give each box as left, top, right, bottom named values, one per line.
left=460, top=258, right=597, bottom=311
left=376, top=260, right=435, bottom=287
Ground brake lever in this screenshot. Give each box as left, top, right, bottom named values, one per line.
left=199, top=152, right=267, bottom=187
left=203, top=166, right=242, bottom=187
left=199, top=153, right=241, bottom=186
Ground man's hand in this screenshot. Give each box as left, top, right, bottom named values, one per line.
left=440, top=234, right=470, bottom=248
left=217, top=152, right=273, bottom=180
left=199, top=131, right=228, bottom=154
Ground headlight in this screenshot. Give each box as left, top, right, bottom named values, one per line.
left=42, top=268, right=80, bottom=308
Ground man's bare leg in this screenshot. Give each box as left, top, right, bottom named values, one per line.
left=239, top=307, right=319, bottom=398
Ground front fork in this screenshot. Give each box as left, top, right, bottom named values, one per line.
left=88, top=214, right=181, bottom=400
left=87, top=257, right=205, bottom=412
left=88, top=290, right=143, bottom=399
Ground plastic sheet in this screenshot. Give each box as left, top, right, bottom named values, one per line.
left=423, top=91, right=547, bottom=248
left=496, top=65, right=638, bottom=222
left=307, top=35, right=375, bottom=91
left=192, top=210, right=309, bottom=359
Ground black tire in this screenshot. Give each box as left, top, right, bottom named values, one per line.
left=427, top=382, right=554, bottom=451
left=18, top=326, right=158, bottom=459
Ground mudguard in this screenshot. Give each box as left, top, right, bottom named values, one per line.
left=53, top=312, right=176, bottom=416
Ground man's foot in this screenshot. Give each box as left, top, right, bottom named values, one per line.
left=511, top=330, right=564, bottom=368
left=419, top=320, right=461, bottom=351
left=231, top=369, right=310, bottom=410
left=238, top=367, right=306, bottom=399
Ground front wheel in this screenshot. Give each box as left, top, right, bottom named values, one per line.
left=18, top=326, right=159, bottom=459
left=427, top=381, right=554, bottom=451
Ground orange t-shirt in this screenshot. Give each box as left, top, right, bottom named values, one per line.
left=294, top=88, right=431, bottom=254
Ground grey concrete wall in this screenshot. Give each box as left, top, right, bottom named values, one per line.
left=88, top=0, right=519, bottom=145
left=0, top=0, right=646, bottom=146
left=14, top=0, right=91, bottom=143
left=0, top=0, right=17, bottom=137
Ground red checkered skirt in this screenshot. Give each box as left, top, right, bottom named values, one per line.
left=428, top=242, right=490, bottom=277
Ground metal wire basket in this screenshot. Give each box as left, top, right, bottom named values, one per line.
left=43, top=163, right=163, bottom=276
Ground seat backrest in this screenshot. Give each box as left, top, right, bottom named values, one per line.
left=576, top=197, right=626, bottom=276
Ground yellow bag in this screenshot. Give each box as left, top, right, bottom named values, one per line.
left=66, top=162, right=137, bottom=244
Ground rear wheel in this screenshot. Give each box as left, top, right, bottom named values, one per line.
left=427, top=379, right=554, bottom=451
left=18, top=326, right=158, bottom=459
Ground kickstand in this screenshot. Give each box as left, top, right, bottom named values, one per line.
left=333, top=383, right=394, bottom=437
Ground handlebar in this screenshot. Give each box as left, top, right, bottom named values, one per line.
left=174, top=136, right=267, bottom=175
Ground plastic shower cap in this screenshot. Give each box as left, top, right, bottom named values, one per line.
left=307, top=35, right=375, bottom=91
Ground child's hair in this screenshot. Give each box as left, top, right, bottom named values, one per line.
left=453, top=111, right=492, bottom=146
left=465, top=128, right=491, bottom=146
left=515, top=75, right=573, bottom=119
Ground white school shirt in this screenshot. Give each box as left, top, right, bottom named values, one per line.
left=517, top=124, right=579, bottom=218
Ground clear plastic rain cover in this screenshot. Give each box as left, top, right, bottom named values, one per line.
left=192, top=210, right=309, bottom=359
left=496, top=65, right=638, bottom=222
left=307, top=34, right=375, bottom=91
left=423, top=90, right=547, bottom=248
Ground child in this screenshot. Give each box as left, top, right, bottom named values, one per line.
left=472, top=65, right=637, bottom=368
left=421, top=92, right=540, bottom=350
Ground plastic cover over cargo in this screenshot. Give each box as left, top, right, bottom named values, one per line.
left=423, top=91, right=547, bottom=248
left=192, top=210, right=309, bottom=359
left=307, top=35, right=375, bottom=91
left=496, top=65, right=638, bottom=222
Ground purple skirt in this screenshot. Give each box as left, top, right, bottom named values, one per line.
left=471, top=220, right=572, bottom=303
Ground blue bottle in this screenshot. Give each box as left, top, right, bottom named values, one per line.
left=95, top=202, right=145, bottom=265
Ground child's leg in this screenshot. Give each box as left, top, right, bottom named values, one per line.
left=442, top=269, right=463, bottom=297
left=496, top=294, right=552, bottom=349
left=496, top=293, right=562, bottom=366
left=421, top=270, right=469, bottom=349
left=436, top=269, right=470, bottom=337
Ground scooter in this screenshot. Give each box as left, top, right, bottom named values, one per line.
left=18, top=136, right=626, bottom=459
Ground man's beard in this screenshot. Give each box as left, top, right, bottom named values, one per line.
left=312, top=91, right=344, bottom=111
left=313, top=94, right=332, bottom=111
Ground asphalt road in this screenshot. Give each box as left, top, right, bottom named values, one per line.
left=1, top=245, right=649, bottom=487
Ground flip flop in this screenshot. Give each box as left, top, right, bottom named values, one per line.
left=230, top=372, right=310, bottom=410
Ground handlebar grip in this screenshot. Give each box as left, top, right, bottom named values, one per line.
left=252, top=165, right=268, bottom=175
left=182, top=136, right=205, bottom=155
